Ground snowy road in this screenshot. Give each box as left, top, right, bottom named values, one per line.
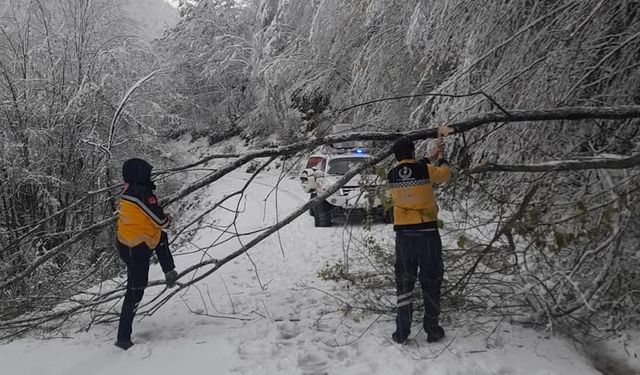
left=0, top=141, right=603, bottom=375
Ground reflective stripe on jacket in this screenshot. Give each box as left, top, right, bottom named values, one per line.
left=116, top=184, right=169, bottom=249
left=387, top=158, right=451, bottom=231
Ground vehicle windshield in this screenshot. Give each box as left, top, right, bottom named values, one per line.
left=327, top=157, right=368, bottom=175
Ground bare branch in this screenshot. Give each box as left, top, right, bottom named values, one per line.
left=164, top=105, right=640, bottom=207
left=143, top=148, right=394, bottom=315
left=467, top=154, right=640, bottom=174
left=107, top=69, right=162, bottom=152
left=0, top=217, right=116, bottom=291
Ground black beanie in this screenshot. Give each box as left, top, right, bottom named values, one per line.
left=392, top=138, right=415, bottom=161
left=122, top=158, right=156, bottom=189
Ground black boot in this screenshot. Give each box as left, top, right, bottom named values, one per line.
left=392, top=331, right=408, bottom=344
left=114, top=340, right=134, bottom=350
left=425, top=323, right=445, bottom=343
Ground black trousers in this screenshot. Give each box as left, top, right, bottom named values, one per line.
left=117, top=231, right=175, bottom=342
left=394, top=230, right=444, bottom=339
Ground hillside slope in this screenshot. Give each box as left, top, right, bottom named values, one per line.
left=124, top=0, right=179, bottom=40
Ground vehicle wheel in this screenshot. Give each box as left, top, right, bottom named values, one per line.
left=309, top=192, right=316, bottom=217
left=313, top=201, right=332, bottom=227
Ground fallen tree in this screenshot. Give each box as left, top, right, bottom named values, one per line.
left=1, top=104, right=640, bottom=338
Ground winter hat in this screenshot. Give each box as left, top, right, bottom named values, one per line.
left=392, top=138, right=415, bottom=161
left=122, top=158, right=156, bottom=189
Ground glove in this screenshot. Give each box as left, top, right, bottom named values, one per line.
left=163, top=214, right=172, bottom=228
left=165, top=269, right=178, bottom=288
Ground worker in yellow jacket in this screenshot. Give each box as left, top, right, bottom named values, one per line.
left=387, top=137, right=451, bottom=344
left=115, top=158, right=178, bottom=350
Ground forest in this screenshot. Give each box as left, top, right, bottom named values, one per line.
left=1, top=0, right=639, bottom=372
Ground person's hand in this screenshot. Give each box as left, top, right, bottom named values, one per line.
left=429, top=138, right=445, bottom=161
left=165, top=269, right=178, bottom=288
left=435, top=137, right=445, bottom=159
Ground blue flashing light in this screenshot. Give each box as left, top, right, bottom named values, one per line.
left=353, top=148, right=366, bottom=154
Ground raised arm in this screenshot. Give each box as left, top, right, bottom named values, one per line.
left=427, top=137, right=451, bottom=184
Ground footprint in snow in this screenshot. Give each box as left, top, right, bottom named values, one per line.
left=297, top=352, right=329, bottom=375
left=277, top=322, right=302, bottom=340
left=325, top=347, right=349, bottom=362
left=236, top=340, right=280, bottom=360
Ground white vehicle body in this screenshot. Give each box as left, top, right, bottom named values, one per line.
left=299, top=151, right=388, bottom=226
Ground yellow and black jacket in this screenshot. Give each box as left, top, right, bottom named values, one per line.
left=117, top=183, right=170, bottom=249
left=387, top=158, right=451, bottom=231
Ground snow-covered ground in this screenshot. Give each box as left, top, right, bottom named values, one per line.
left=0, top=138, right=622, bottom=374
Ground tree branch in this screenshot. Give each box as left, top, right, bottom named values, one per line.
left=4, top=105, right=640, bottom=300
left=107, top=69, right=162, bottom=153
left=443, top=106, right=640, bottom=136
left=467, top=154, right=640, bottom=174
left=164, top=105, right=640, bottom=207
left=143, top=148, right=394, bottom=315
